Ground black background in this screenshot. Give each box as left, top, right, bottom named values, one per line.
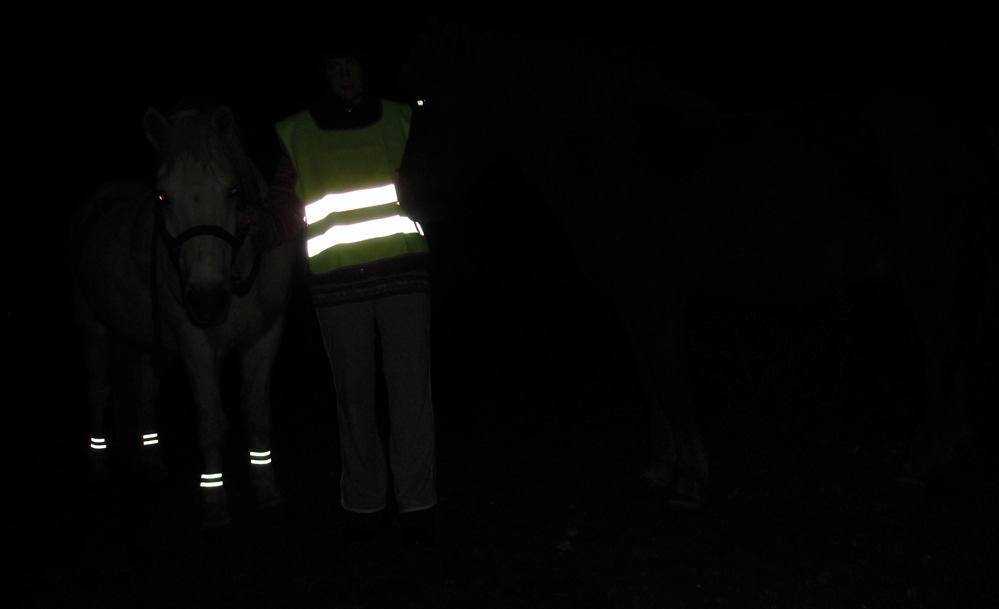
left=9, top=8, right=999, bottom=608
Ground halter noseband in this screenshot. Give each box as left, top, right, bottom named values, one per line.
left=152, top=195, right=261, bottom=297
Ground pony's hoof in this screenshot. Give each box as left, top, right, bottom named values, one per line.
left=87, top=452, right=111, bottom=484
left=894, top=470, right=928, bottom=489
left=670, top=474, right=706, bottom=510
left=896, top=453, right=941, bottom=489
left=202, top=513, right=232, bottom=530
left=256, top=490, right=285, bottom=511
left=200, top=518, right=235, bottom=544
left=201, top=499, right=231, bottom=530
left=669, top=492, right=703, bottom=511
left=143, top=461, right=171, bottom=484
left=256, top=499, right=288, bottom=526
left=640, top=463, right=673, bottom=489
left=87, top=468, right=111, bottom=486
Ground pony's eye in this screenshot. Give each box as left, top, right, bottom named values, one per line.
left=228, top=187, right=240, bottom=199
left=156, top=193, right=170, bottom=205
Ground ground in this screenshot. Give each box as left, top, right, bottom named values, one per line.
left=12, top=240, right=997, bottom=608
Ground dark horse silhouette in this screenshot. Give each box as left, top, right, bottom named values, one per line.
left=397, top=22, right=996, bottom=507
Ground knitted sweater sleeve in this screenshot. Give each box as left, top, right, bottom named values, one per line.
left=261, top=152, right=306, bottom=248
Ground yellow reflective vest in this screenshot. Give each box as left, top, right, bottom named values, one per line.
left=276, top=100, right=428, bottom=277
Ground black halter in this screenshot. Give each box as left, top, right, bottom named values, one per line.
left=149, top=194, right=263, bottom=376
left=152, top=195, right=261, bottom=297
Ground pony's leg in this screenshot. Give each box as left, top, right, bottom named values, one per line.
left=178, top=333, right=229, bottom=526
left=898, top=280, right=969, bottom=483
left=239, top=317, right=285, bottom=510
left=82, top=324, right=112, bottom=483
left=135, top=350, right=169, bottom=481
left=879, top=110, right=972, bottom=483
left=623, top=296, right=708, bottom=508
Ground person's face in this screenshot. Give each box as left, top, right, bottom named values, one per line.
left=327, top=57, right=365, bottom=104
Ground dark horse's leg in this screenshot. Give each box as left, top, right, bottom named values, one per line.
left=878, top=90, right=974, bottom=482
left=896, top=274, right=970, bottom=483
left=623, top=292, right=708, bottom=508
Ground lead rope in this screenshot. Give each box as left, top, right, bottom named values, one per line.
left=150, top=202, right=170, bottom=378
left=231, top=221, right=262, bottom=297
left=147, top=198, right=264, bottom=377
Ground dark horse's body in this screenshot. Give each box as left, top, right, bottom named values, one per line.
left=399, top=23, right=996, bottom=506
left=72, top=104, right=298, bottom=525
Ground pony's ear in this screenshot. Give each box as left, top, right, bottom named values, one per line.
left=143, top=107, right=169, bottom=149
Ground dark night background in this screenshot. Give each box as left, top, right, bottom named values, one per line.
left=8, top=8, right=999, bottom=608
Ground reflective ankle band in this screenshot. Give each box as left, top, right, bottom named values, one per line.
left=142, top=433, right=159, bottom=446
left=90, top=437, right=107, bottom=450
left=200, top=473, right=223, bottom=488
left=250, top=450, right=272, bottom=465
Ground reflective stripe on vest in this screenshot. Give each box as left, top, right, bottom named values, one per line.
left=305, top=184, right=399, bottom=222
left=304, top=183, right=427, bottom=274
left=276, top=100, right=424, bottom=276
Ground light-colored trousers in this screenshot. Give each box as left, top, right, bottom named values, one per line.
left=316, top=291, right=436, bottom=513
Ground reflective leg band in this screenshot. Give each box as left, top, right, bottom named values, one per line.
left=90, top=437, right=107, bottom=450
left=250, top=450, right=272, bottom=465
left=142, top=433, right=159, bottom=446
left=200, top=473, right=223, bottom=488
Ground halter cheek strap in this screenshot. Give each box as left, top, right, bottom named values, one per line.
left=149, top=196, right=264, bottom=377
left=152, top=198, right=262, bottom=297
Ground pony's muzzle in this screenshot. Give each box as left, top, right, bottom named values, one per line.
left=184, top=282, right=231, bottom=327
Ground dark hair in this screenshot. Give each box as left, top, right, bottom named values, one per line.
left=310, top=29, right=376, bottom=69
left=306, top=24, right=416, bottom=100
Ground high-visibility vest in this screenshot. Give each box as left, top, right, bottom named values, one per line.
left=276, top=100, right=428, bottom=277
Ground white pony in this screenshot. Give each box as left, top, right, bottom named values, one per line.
left=71, top=103, right=298, bottom=526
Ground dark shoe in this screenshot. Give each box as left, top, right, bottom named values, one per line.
left=399, top=508, right=436, bottom=547
left=343, top=509, right=385, bottom=543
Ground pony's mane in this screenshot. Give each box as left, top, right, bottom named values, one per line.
left=155, top=102, right=264, bottom=209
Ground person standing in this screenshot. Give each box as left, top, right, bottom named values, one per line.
left=249, top=41, right=436, bottom=546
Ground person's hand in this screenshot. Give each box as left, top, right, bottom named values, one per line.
left=237, top=208, right=262, bottom=235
